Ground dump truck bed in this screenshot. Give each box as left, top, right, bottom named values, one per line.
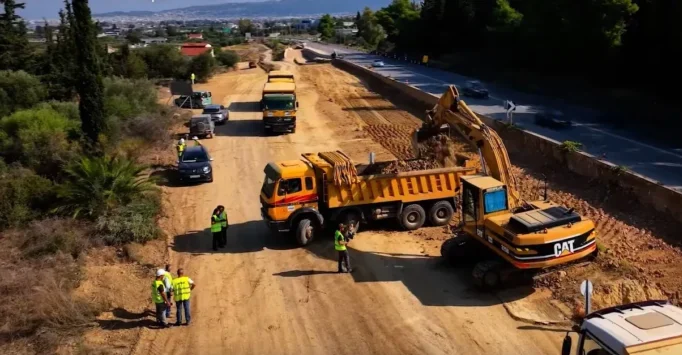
left=302, top=152, right=475, bottom=209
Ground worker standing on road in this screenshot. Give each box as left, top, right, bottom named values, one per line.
left=176, top=138, right=186, bottom=158
left=211, top=207, right=222, bottom=251
left=172, top=268, right=196, bottom=326
left=335, top=224, right=352, bottom=273
left=152, top=269, right=171, bottom=328
left=218, top=205, right=229, bottom=248
left=162, top=264, right=173, bottom=319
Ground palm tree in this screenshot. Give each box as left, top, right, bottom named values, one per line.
left=55, top=155, right=156, bottom=218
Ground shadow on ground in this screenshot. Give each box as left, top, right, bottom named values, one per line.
left=214, top=119, right=264, bottom=137
left=228, top=101, right=261, bottom=112
left=97, top=308, right=157, bottom=330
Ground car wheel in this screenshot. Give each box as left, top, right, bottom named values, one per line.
left=208, top=173, right=213, bottom=183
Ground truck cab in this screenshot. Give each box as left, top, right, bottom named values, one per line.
left=261, top=82, right=298, bottom=134
left=260, top=160, right=319, bottom=233
left=562, top=300, right=682, bottom=355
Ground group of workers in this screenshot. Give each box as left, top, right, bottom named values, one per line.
left=211, top=205, right=229, bottom=251
left=176, top=136, right=202, bottom=158
left=152, top=263, right=196, bottom=328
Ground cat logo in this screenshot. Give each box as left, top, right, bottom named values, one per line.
left=554, top=240, right=575, bottom=257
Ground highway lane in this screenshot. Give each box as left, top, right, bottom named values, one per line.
left=305, top=42, right=682, bottom=192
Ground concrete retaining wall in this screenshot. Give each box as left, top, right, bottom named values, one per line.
left=332, top=58, right=682, bottom=223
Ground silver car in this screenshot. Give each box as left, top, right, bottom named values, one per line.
left=372, top=59, right=385, bottom=67
left=201, top=104, right=229, bottom=124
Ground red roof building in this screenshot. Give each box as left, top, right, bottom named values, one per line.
left=187, top=33, right=203, bottom=39
left=180, top=43, right=214, bottom=57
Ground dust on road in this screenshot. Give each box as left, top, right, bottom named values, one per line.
left=131, top=55, right=564, bottom=355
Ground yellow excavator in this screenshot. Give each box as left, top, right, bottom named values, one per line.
left=412, top=85, right=598, bottom=289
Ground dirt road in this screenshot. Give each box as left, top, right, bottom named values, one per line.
left=132, top=58, right=564, bottom=355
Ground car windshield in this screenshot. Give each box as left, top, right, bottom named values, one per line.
left=263, top=95, right=295, bottom=110
left=261, top=175, right=277, bottom=198
left=182, top=149, right=209, bottom=163
left=203, top=107, right=220, bottom=113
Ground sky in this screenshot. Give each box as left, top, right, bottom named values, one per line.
left=17, top=0, right=265, bottom=20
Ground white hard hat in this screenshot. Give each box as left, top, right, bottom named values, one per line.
left=179, top=138, right=185, bottom=144
left=192, top=136, right=199, bottom=140
left=156, top=269, right=165, bottom=277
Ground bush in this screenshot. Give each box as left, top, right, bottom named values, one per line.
left=96, top=192, right=162, bottom=245
left=103, top=77, right=158, bottom=121
left=216, top=49, right=240, bottom=67
left=55, top=155, right=157, bottom=219
left=0, top=161, right=54, bottom=228
left=36, top=101, right=80, bottom=122
left=0, top=107, right=79, bottom=176
left=0, top=70, right=47, bottom=118
left=185, top=52, right=217, bottom=83
left=137, top=45, right=187, bottom=79
left=19, top=219, right=91, bottom=259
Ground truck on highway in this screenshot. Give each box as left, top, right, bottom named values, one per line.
left=562, top=299, right=682, bottom=355
left=267, top=70, right=295, bottom=83
left=260, top=151, right=477, bottom=245
left=261, top=82, right=298, bottom=135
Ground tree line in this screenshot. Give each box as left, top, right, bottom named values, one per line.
left=349, top=0, right=678, bottom=98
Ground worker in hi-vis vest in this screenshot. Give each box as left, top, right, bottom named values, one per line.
left=335, top=224, right=352, bottom=273
left=172, top=268, right=196, bottom=326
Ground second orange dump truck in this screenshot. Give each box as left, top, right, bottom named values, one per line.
left=260, top=151, right=476, bottom=245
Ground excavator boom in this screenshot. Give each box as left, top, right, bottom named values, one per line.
left=412, top=85, right=521, bottom=209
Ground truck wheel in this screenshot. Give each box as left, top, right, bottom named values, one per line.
left=295, top=218, right=315, bottom=246
left=400, top=204, right=426, bottom=231
left=428, top=201, right=454, bottom=226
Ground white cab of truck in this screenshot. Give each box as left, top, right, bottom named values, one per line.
left=562, top=300, right=682, bottom=355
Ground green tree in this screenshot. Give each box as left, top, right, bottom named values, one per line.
left=111, top=44, right=147, bottom=79
left=317, top=14, right=335, bottom=40
left=0, top=70, right=47, bottom=118
left=356, top=7, right=386, bottom=48
left=375, top=0, right=420, bottom=50
left=185, top=52, right=216, bottom=83
left=215, top=49, right=240, bottom=67
left=238, top=18, right=253, bottom=34
left=55, top=155, right=155, bottom=218
left=43, top=4, right=78, bottom=100
left=0, top=161, right=54, bottom=228
left=0, top=0, right=31, bottom=71
left=137, top=44, right=187, bottom=79
left=70, top=0, right=106, bottom=148
left=125, top=31, right=141, bottom=44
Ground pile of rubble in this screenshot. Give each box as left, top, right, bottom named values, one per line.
left=379, top=159, right=441, bottom=174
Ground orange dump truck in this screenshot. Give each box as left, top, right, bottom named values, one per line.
left=260, top=151, right=476, bottom=245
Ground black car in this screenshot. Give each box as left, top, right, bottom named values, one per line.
left=534, top=109, right=573, bottom=129
left=177, top=146, right=213, bottom=183
left=461, top=80, right=490, bottom=99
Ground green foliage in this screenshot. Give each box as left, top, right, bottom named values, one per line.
left=0, top=70, right=47, bottom=118
left=375, top=0, right=420, bottom=49
left=185, top=52, right=216, bottom=83
left=95, top=192, right=162, bottom=245
left=0, top=0, right=31, bottom=71
left=238, top=18, right=253, bottom=34
left=0, top=107, right=79, bottom=176
left=102, top=77, right=157, bottom=121
left=111, top=45, right=148, bottom=79
left=136, top=44, right=187, bottom=79
left=55, top=155, right=156, bottom=219
left=318, top=14, right=335, bottom=40
left=215, top=49, right=240, bottom=67
left=36, top=100, right=80, bottom=122
left=560, top=140, right=583, bottom=153
left=356, top=7, right=387, bottom=49
left=0, top=160, right=54, bottom=228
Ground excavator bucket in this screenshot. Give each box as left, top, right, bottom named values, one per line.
left=411, top=85, right=461, bottom=159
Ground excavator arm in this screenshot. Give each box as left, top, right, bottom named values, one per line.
left=412, top=85, right=522, bottom=209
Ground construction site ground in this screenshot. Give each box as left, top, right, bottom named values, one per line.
left=77, top=48, right=682, bottom=354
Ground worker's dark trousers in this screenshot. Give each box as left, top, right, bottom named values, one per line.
left=338, top=250, right=351, bottom=272
left=212, top=231, right=221, bottom=251
left=220, top=228, right=227, bottom=247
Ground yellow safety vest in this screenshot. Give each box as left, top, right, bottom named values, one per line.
left=220, top=211, right=228, bottom=228
left=334, top=230, right=346, bottom=251
left=211, top=214, right=222, bottom=233
left=177, top=143, right=186, bottom=156
left=172, top=276, right=192, bottom=301
left=163, top=271, right=173, bottom=288
left=151, top=280, right=164, bottom=304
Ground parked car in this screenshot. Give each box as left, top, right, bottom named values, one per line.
left=461, top=80, right=489, bottom=99
left=189, top=115, right=215, bottom=139
left=372, top=59, right=385, bottom=67
left=174, top=91, right=213, bottom=109
left=202, top=104, right=229, bottom=124
left=177, top=145, right=213, bottom=183
left=534, top=109, right=573, bottom=129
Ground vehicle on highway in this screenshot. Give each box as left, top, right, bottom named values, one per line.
left=189, top=115, right=215, bottom=139
left=534, top=109, right=573, bottom=129
left=461, top=80, right=489, bottom=99
left=261, top=82, right=298, bottom=135
left=177, top=145, right=213, bottom=183
left=415, top=85, right=597, bottom=290
left=201, top=104, right=229, bottom=124
left=260, top=151, right=477, bottom=246
left=174, top=91, right=213, bottom=109
left=372, top=59, right=385, bottom=67
left=562, top=300, right=682, bottom=355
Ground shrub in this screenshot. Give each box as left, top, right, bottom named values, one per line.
left=137, top=45, right=187, bottom=79
left=96, top=192, right=162, bottom=245
left=19, top=219, right=91, bottom=259
left=0, top=70, right=47, bottom=118
left=185, top=52, right=217, bottom=82
left=36, top=101, right=80, bottom=122
left=560, top=140, right=583, bottom=153
left=103, top=77, right=158, bottom=121
left=0, top=161, right=54, bottom=228
left=55, top=155, right=157, bottom=219
left=0, top=107, right=79, bottom=177
left=216, top=49, right=240, bottom=67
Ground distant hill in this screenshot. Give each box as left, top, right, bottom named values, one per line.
left=95, top=0, right=392, bottom=18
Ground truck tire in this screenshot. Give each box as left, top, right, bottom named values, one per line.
left=295, top=218, right=315, bottom=246
left=428, top=201, right=454, bottom=226
left=400, top=204, right=426, bottom=231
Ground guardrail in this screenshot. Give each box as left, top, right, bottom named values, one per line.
left=330, top=57, right=682, bottom=224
